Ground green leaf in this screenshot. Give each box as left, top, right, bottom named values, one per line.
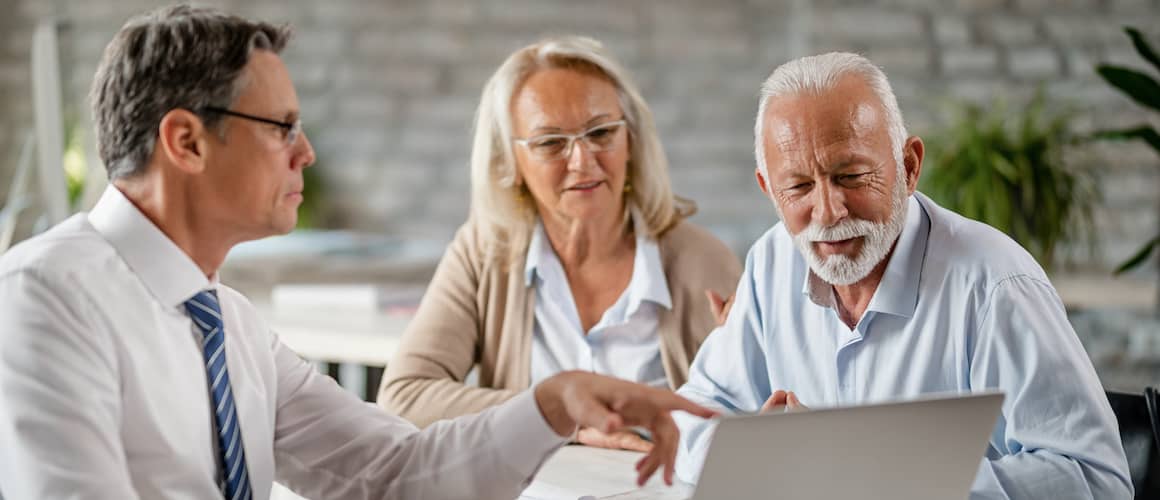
left=991, top=153, right=1019, bottom=181
left=1125, top=27, right=1160, bottom=74
left=924, top=93, right=1095, bottom=270
left=1091, top=125, right=1160, bottom=155
left=1096, top=65, right=1160, bottom=112
left=1115, top=236, right=1160, bottom=275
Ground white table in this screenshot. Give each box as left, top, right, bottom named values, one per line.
left=265, top=305, right=409, bottom=367
left=273, top=445, right=694, bottom=500
left=254, top=295, right=412, bottom=401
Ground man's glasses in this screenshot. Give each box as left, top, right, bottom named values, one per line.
left=202, top=107, right=302, bottom=147
left=514, top=119, right=627, bottom=161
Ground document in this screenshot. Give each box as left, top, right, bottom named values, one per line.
left=520, top=445, right=693, bottom=500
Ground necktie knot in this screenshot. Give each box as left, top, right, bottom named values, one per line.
left=185, top=290, right=223, bottom=336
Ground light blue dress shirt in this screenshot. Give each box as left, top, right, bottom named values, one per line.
left=525, top=209, right=672, bottom=388
left=674, top=193, right=1132, bottom=499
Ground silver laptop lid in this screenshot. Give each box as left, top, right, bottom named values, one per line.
left=692, top=391, right=1004, bottom=500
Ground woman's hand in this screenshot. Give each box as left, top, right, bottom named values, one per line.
left=705, top=290, right=734, bottom=327
left=576, top=427, right=653, bottom=452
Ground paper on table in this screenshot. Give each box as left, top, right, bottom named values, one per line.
left=519, top=445, right=691, bottom=500
left=520, top=446, right=639, bottom=499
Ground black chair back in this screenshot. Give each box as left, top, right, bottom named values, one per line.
left=1107, top=387, right=1160, bottom=499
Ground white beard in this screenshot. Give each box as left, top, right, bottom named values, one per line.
left=789, top=169, right=909, bottom=286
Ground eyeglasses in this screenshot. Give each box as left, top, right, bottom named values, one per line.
left=202, top=107, right=303, bottom=147
left=513, top=119, right=626, bottom=161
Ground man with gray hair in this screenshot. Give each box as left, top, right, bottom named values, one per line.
left=0, top=6, right=715, bottom=499
left=673, top=52, right=1132, bottom=499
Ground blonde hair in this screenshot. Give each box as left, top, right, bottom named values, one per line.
left=468, top=36, right=693, bottom=267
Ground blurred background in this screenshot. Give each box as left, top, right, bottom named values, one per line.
left=0, top=0, right=1157, bottom=392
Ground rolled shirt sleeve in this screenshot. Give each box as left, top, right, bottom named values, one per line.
left=969, top=276, right=1133, bottom=499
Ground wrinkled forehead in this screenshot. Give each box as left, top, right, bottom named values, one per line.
left=764, top=96, right=883, bottom=153
left=511, top=67, right=622, bottom=133
left=762, top=75, right=894, bottom=165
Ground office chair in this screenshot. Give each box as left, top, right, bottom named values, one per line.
left=1107, top=387, right=1160, bottom=499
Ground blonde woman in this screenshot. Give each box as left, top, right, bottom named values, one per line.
left=378, top=36, right=741, bottom=451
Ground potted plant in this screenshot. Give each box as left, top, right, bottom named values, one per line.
left=1092, top=26, right=1160, bottom=314
left=921, top=91, right=1098, bottom=273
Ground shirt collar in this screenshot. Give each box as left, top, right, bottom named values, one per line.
left=524, top=208, right=672, bottom=311
left=87, top=186, right=213, bottom=308
left=626, top=209, right=672, bottom=312
left=524, top=220, right=550, bottom=287
left=801, top=194, right=929, bottom=318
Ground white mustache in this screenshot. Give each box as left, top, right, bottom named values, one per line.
left=797, top=218, right=878, bottom=243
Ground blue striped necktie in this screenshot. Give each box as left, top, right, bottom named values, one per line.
left=184, top=290, right=252, bottom=500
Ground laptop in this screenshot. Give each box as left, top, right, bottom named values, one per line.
left=689, top=391, right=1004, bottom=500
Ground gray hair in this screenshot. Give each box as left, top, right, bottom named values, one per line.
left=754, top=52, right=907, bottom=183
left=469, top=36, right=692, bottom=267
left=89, top=4, right=291, bottom=180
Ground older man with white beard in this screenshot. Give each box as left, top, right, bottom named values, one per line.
left=673, top=52, right=1132, bottom=499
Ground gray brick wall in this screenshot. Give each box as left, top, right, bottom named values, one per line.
left=1, top=0, right=1158, bottom=273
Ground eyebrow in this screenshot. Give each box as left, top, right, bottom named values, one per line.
left=822, top=155, right=876, bottom=174
left=828, top=158, right=863, bottom=171
left=779, top=156, right=873, bottom=181
left=530, top=113, right=614, bottom=134
left=585, top=114, right=613, bottom=126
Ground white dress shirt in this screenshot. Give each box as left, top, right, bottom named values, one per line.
left=525, top=209, right=671, bottom=388
left=674, top=193, right=1132, bottom=499
left=0, top=186, right=567, bottom=500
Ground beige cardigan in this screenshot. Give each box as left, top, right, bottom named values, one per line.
left=377, top=217, right=742, bottom=427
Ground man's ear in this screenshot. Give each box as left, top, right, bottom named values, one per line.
left=903, top=136, right=924, bottom=194
left=755, top=167, right=772, bottom=198
left=157, top=109, right=211, bottom=175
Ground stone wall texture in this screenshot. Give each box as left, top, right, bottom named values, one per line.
left=1, top=0, right=1157, bottom=385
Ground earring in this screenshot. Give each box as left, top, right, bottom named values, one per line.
left=514, top=183, right=530, bottom=204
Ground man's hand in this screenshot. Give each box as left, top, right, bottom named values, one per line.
left=760, top=390, right=809, bottom=414
left=705, top=290, right=733, bottom=327
left=576, top=427, right=653, bottom=452
left=534, top=371, right=717, bottom=486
